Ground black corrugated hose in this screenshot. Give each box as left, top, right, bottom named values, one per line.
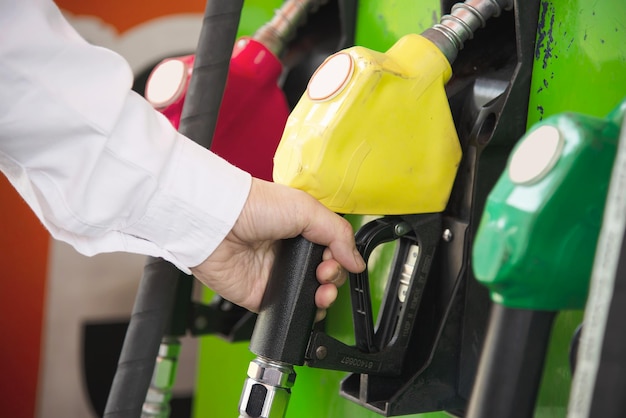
left=103, top=1, right=245, bottom=417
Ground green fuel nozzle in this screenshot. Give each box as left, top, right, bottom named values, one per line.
left=467, top=100, right=626, bottom=418
left=473, top=101, right=626, bottom=311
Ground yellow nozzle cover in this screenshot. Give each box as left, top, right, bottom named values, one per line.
left=273, top=34, right=461, bottom=215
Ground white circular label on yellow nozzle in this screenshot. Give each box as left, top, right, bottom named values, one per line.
left=307, top=53, right=354, bottom=102
left=145, top=59, right=188, bottom=109
left=508, top=125, right=564, bottom=185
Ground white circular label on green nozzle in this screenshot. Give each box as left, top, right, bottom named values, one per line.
left=307, top=53, right=353, bottom=102
left=508, top=125, right=564, bottom=185
left=145, top=59, right=187, bottom=109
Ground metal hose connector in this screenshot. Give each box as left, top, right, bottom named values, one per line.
left=422, top=0, right=514, bottom=64
left=238, top=356, right=297, bottom=418
left=253, top=0, right=329, bottom=57
left=141, top=338, right=181, bottom=418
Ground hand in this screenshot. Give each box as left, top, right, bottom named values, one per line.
left=190, top=178, right=366, bottom=315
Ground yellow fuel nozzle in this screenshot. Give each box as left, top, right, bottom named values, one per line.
left=273, top=33, right=461, bottom=214
left=273, top=0, right=514, bottom=215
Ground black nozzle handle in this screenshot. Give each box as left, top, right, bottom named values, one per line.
left=249, top=236, right=325, bottom=365
left=466, top=304, right=556, bottom=418
left=349, top=216, right=407, bottom=352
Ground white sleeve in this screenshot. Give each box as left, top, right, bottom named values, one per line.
left=0, top=0, right=252, bottom=273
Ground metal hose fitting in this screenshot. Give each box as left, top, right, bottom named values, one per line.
left=238, top=357, right=297, bottom=418
left=422, top=0, right=514, bottom=63
left=141, top=338, right=181, bottom=418
left=253, top=0, right=329, bottom=57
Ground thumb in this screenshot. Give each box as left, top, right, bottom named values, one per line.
left=297, top=196, right=366, bottom=274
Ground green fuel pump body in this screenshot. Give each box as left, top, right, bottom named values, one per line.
left=194, top=1, right=626, bottom=418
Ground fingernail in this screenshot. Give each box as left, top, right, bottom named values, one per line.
left=315, top=309, right=327, bottom=323
left=354, top=249, right=366, bottom=271
left=332, top=265, right=344, bottom=284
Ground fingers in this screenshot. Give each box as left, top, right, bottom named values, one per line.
left=299, top=200, right=366, bottom=274
left=230, top=178, right=366, bottom=314
left=315, top=309, right=327, bottom=323
left=313, top=261, right=349, bottom=320
left=315, top=283, right=338, bottom=309
left=316, top=258, right=348, bottom=287
left=243, top=179, right=364, bottom=273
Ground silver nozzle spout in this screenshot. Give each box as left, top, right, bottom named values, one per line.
left=238, top=357, right=297, bottom=418
left=422, top=0, right=514, bottom=64
left=253, top=0, right=329, bottom=57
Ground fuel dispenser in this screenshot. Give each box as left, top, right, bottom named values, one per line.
left=238, top=0, right=543, bottom=416
left=106, top=0, right=626, bottom=417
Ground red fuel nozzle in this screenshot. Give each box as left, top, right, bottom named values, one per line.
left=144, top=35, right=289, bottom=181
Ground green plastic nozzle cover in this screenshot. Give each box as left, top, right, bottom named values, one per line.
left=472, top=100, right=626, bottom=310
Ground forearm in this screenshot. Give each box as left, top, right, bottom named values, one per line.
left=0, top=0, right=252, bottom=272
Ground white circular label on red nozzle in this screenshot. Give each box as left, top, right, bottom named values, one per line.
left=509, top=125, right=564, bottom=185
left=307, top=53, right=354, bottom=102
left=145, top=59, right=187, bottom=108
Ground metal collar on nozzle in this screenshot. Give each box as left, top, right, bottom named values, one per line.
left=253, top=0, right=329, bottom=57
left=422, top=0, right=514, bottom=64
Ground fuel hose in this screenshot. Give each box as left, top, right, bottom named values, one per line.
left=103, top=1, right=244, bottom=417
